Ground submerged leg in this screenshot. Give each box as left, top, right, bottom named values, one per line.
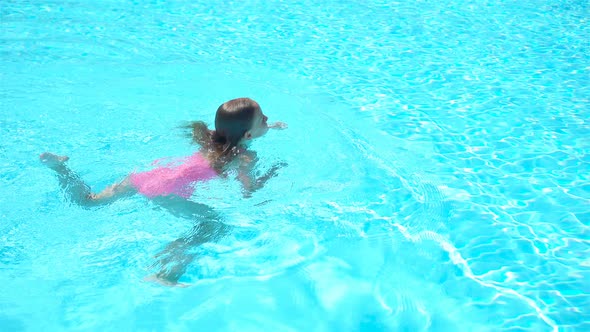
left=147, top=196, right=230, bottom=286
left=40, top=152, right=135, bottom=207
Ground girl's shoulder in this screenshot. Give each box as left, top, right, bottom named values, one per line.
left=203, top=147, right=255, bottom=171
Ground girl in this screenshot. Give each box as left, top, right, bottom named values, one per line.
left=40, top=97, right=287, bottom=204
left=40, top=97, right=287, bottom=285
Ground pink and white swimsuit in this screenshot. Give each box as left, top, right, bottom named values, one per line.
left=129, top=153, right=217, bottom=198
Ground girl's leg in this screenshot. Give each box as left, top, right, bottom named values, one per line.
left=148, top=219, right=228, bottom=286
left=147, top=196, right=230, bottom=286
left=40, top=152, right=135, bottom=207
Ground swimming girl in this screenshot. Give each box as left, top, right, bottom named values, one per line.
left=41, top=97, right=287, bottom=203
left=40, top=97, right=287, bottom=285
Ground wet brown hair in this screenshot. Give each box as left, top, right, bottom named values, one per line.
left=212, top=98, right=260, bottom=150
left=185, top=98, right=262, bottom=165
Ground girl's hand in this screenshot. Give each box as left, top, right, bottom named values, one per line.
left=240, top=161, right=288, bottom=198
left=268, top=121, right=288, bottom=130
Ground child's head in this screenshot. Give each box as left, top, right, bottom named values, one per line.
left=214, top=98, right=269, bottom=149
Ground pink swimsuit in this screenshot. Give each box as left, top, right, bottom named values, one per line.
left=129, top=153, right=217, bottom=198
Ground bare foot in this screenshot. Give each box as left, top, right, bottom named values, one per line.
left=40, top=152, right=69, bottom=168
left=143, top=274, right=190, bottom=288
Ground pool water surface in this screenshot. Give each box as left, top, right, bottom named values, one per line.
left=1, top=0, right=589, bottom=331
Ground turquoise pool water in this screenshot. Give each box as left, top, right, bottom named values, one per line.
left=1, top=0, right=589, bottom=331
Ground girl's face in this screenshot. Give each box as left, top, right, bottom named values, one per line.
left=247, top=109, right=269, bottom=139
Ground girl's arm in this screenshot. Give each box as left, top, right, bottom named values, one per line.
left=237, top=151, right=286, bottom=198
left=268, top=121, right=288, bottom=129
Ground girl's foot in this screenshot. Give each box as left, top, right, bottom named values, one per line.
left=40, top=152, right=69, bottom=168
left=143, top=274, right=190, bottom=288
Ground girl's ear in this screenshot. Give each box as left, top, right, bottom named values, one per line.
left=244, top=131, right=253, bottom=140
